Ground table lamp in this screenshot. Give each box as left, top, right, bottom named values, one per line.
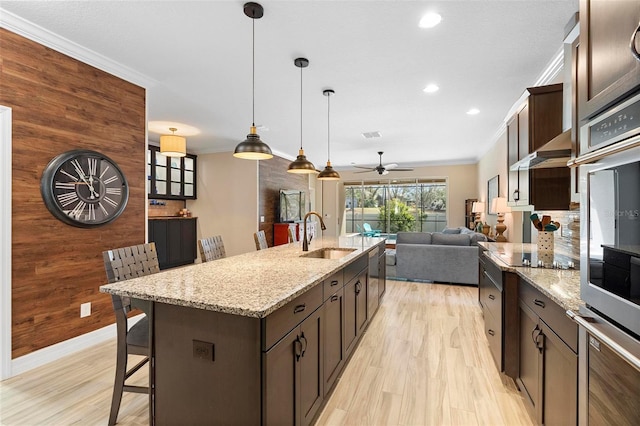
left=471, top=201, right=485, bottom=230
left=491, top=197, right=511, bottom=242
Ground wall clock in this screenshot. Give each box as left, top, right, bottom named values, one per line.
left=40, top=149, right=129, bottom=227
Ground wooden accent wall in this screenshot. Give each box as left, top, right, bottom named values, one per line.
left=1, top=29, right=146, bottom=358
left=258, top=156, right=308, bottom=246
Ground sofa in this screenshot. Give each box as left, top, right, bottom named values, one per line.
left=388, top=227, right=487, bottom=285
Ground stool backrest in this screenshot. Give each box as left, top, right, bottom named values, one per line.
left=254, top=230, right=268, bottom=250
left=199, top=235, right=226, bottom=262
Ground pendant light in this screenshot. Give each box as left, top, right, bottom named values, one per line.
left=287, top=57, right=316, bottom=174
left=317, top=89, right=341, bottom=181
left=233, top=2, right=273, bottom=160
left=160, top=127, right=186, bottom=157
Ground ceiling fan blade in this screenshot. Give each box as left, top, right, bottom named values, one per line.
left=352, top=165, right=374, bottom=170
left=388, top=167, right=414, bottom=171
left=354, top=170, right=373, bottom=174
left=384, top=163, right=399, bottom=169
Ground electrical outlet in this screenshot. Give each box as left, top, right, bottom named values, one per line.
left=193, top=340, right=214, bottom=362
left=80, top=302, right=91, bottom=318
left=260, top=215, right=265, bottom=223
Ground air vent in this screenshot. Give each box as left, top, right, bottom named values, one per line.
left=362, top=131, right=382, bottom=139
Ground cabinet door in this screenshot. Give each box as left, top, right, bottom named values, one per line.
left=148, top=220, right=169, bottom=268
left=368, top=250, right=379, bottom=316
left=518, top=300, right=542, bottom=419
left=181, top=218, right=197, bottom=263
left=344, top=278, right=358, bottom=357
left=579, top=0, right=640, bottom=120
left=323, top=288, right=344, bottom=395
left=507, top=116, right=520, bottom=205
left=517, top=104, right=529, bottom=160
left=299, top=308, right=323, bottom=426
left=355, top=272, right=368, bottom=335
left=167, top=220, right=183, bottom=266
left=540, top=321, right=577, bottom=426
left=263, top=327, right=299, bottom=425
left=378, top=254, right=386, bottom=299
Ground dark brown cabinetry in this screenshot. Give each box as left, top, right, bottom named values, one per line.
left=323, top=271, right=345, bottom=395
left=478, top=252, right=519, bottom=378
left=344, top=269, right=368, bottom=358
left=263, top=306, right=323, bottom=426
left=507, top=84, right=571, bottom=210
left=148, top=218, right=197, bottom=270
left=147, top=145, right=197, bottom=200
left=578, top=0, right=640, bottom=122
left=517, top=280, right=578, bottom=425
left=368, top=249, right=380, bottom=316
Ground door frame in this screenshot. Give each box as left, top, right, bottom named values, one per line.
left=1, top=106, right=12, bottom=380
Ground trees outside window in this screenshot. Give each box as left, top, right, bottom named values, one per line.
left=344, top=179, right=447, bottom=235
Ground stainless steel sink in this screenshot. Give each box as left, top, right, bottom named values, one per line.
left=300, top=247, right=357, bottom=259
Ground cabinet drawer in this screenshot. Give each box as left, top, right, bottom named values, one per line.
left=519, top=281, right=577, bottom=353
left=482, top=273, right=503, bottom=321
left=323, top=270, right=344, bottom=300
left=344, top=255, right=368, bottom=284
left=484, top=309, right=503, bottom=371
left=262, top=283, right=323, bottom=351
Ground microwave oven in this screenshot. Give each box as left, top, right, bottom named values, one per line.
left=580, top=142, right=640, bottom=338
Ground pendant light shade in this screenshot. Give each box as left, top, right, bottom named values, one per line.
left=160, top=127, right=186, bottom=157
left=234, top=2, right=273, bottom=160
left=288, top=57, right=316, bottom=174
left=318, top=89, right=341, bottom=181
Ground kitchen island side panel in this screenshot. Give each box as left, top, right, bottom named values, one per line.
left=154, top=302, right=262, bottom=425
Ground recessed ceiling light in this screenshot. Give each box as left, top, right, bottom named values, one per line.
left=423, top=84, right=439, bottom=93
left=467, top=108, right=480, bottom=115
left=419, top=12, right=442, bottom=29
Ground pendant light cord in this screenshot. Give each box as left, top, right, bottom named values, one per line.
left=252, top=17, right=255, bottom=127
left=327, top=93, right=331, bottom=161
left=300, top=65, right=303, bottom=150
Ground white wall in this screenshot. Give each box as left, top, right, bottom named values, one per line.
left=187, top=152, right=259, bottom=257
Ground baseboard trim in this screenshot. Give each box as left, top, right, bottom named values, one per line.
left=8, top=314, right=143, bottom=378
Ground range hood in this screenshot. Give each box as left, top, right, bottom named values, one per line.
left=509, top=129, right=572, bottom=171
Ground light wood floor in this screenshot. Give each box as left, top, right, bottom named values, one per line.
left=0, top=280, right=534, bottom=425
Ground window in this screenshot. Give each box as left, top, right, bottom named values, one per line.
left=344, top=178, right=447, bottom=235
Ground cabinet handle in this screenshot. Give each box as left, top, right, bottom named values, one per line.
left=331, top=294, right=339, bottom=302
left=488, top=329, right=495, bottom=336
left=488, top=294, right=496, bottom=300
left=330, top=280, right=339, bottom=287
left=535, top=331, right=545, bottom=354
left=534, top=299, right=545, bottom=308
left=294, top=304, right=306, bottom=314
left=513, top=189, right=520, bottom=202
left=299, top=333, right=308, bottom=358
left=294, top=336, right=303, bottom=361
left=531, top=324, right=540, bottom=346
left=630, top=21, right=640, bottom=62
left=355, top=282, right=361, bottom=295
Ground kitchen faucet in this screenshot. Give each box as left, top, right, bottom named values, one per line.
left=302, top=211, right=327, bottom=251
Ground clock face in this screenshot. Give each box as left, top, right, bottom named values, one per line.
left=41, top=150, right=129, bottom=227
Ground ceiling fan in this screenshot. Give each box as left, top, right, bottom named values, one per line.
left=353, top=151, right=414, bottom=175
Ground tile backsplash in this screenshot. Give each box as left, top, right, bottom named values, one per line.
left=531, top=208, right=580, bottom=259
left=148, top=199, right=186, bottom=217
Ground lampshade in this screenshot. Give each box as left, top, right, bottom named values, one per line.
left=491, top=197, right=511, bottom=214
left=288, top=57, right=316, bottom=174
left=318, top=89, right=341, bottom=181
left=471, top=201, right=485, bottom=213
left=160, top=128, right=186, bottom=158
left=233, top=2, right=273, bottom=160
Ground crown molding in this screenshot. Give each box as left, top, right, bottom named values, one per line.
left=0, top=8, right=157, bottom=89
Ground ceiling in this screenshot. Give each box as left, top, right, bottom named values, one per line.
left=1, top=0, right=578, bottom=170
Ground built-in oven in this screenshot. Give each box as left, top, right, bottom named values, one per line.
left=579, top=142, right=640, bottom=338
left=572, top=106, right=640, bottom=425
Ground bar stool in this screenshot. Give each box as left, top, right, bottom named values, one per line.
left=198, top=235, right=226, bottom=262
left=103, top=243, right=159, bottom=425
left=254, top=230, right=268, bottom=250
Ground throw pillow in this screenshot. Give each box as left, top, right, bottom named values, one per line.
left=442, top=227, right=462, bottom=234
left=432, top=233, right=471, bottom=246
left=396, top=232, right=432, bottom=245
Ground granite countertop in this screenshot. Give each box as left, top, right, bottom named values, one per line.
left=100, top=235, right=385, bottom=318
left=478, top=242, right=583, bottom=312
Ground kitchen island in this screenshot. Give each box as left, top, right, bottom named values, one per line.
left=100, top=235, right=386, bottom=425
